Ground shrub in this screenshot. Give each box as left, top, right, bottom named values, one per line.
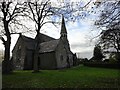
left=109, top=53, right=118, bottom=64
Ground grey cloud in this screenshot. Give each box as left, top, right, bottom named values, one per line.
left=76, top=51, right=93, bottom=59
left=71, top=43, right=93, bottom=49
left=70, top=43, right=94, bottom=59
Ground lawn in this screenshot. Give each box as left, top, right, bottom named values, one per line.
left=2, top=65, right=120, bottom=88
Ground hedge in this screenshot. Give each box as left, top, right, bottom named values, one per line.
left=83, top=62, right=120, bottom=69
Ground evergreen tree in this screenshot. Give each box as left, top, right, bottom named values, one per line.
left=93, top=45, right=104, bottom=62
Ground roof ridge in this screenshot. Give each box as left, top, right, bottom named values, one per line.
left=20, top=35, right=34, bottom=41
left=40, top=39, right=59, bottom=44
left=38, top=33, right=56, bottom=40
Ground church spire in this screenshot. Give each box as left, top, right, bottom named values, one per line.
left=60, top=15, right=67, bottom=34
left=60, top=15, right=70, bottom=52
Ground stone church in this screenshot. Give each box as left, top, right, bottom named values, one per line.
left=12, top=17, right=74, bottom=70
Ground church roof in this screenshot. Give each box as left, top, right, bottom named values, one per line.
left=12, top=33, right=57, bottom=52
left=39, top=39, right=59, bottom=53
left=60, top=16, right=67, bottom=34
left=37, top=33, right=56, bottom=43
left=21, top=35, right=34, bottom=42
left=20, top=35, right=35, bottom=50
left=19, top=33, right=56, bottom=50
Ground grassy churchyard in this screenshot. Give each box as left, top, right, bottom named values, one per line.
left=2, top=65, right=120, bottom=88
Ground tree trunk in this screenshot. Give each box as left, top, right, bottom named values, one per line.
left=33, top=33, right=40, bottom=72
left=33, top=24, right=41, bottom=72
left=2, top=35, right=12, bottom=74
left=4, top=37, right=11, bottom=62
left=2, top=20, right=12, bottom=74
left=33, top=47, right=39, bottom=72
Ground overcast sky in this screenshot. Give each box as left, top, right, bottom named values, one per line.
left=0, top=0, right=100, bottom=59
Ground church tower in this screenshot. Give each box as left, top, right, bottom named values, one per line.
left=60, top=16, right=70, bottom=51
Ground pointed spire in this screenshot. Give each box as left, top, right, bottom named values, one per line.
left=60, top=15, right=67, bottom=34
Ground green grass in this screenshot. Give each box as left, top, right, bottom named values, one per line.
left=2, top=65, right=120, bottom=88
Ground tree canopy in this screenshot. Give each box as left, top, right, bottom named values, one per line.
left=93, top=0, right=120, bottom=61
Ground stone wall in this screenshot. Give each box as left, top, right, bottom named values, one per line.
left=24, top=49, right=34, bottom=70
left=12, top=37, right=26, bottom=70
left=55, top=41, right=68, bottom=69
left=39, top=52, right=57, bottom=69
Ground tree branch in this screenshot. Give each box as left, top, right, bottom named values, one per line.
left=28, top=2, right=37, bottom=24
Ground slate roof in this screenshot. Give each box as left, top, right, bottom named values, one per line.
left=20, top=33, right=56, bottom=50
left=21, top=35, right=34, bottom=42
left=39, top=39, right=59, bottom=53
left=13, top=33, right=58, bottom=51
left=37, top=33, right=56, bottom=43
left=21, top=35, right=35, bottom=50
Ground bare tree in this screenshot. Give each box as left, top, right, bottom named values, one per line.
left=25, top=0, right=57, bottom=72
left=95, top=0, right=120, bottom=28
left=100, top=25, right=120, bottom=53
left=94, top=0, right=120, bottom=61
left=99, top=25, right=120, bottom=61
left=0, top=0, right=27, bottom=74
